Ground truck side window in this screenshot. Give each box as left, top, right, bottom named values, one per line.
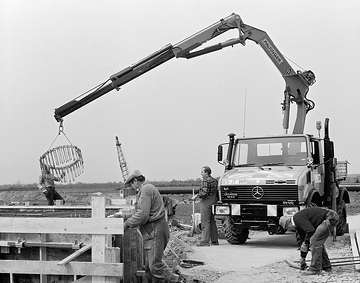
left=311, top=141, right=320, bottom=164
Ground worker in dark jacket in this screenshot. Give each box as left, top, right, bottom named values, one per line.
left=191, top=166, right=219, bottom=246
left=123, top=170, right=179, bottom=283
left=38, top=164, right=65, bottom=205
left=279, top=207, right=339, bottom=275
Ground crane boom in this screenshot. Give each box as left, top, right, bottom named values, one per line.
left=54, top=13, right=315, bottom=134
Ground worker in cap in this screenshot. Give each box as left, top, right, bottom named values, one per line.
left=279, top=215, right=294, bottom=231
left=280, top=207, right=339, bottom=275
left=123, top=170, right=180, bottom=282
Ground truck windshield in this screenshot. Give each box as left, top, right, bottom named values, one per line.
left=233, top=136, right=308, bottom=167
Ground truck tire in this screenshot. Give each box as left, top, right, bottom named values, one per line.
left=336, top=199, right=347, bottom=236
left=223, top=216, right=249, bottom=245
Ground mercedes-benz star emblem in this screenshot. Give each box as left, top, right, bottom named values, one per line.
left=252, top=186, right=264, bottom=199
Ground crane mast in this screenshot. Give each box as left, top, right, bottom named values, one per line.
left=115, top=136, right=129, bottom=183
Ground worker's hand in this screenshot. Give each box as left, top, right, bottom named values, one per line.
left=61, top=172, right=66, bottom=178
left=299, top=257, right=307, bottom=270
left=325, top=219, right=330, bottom=226
left=190, top=195, right=197, bottom=201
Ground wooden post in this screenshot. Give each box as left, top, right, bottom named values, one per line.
left=91, top=195, right=106, bottom=283
left=123, top=228, right=145, bottom=283
left=40, top=233, right=48, bottom=283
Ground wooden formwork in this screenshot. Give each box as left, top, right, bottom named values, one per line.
left=350, top=229, right=360, bottom=271
left=0, top=196, right=145, bottom=283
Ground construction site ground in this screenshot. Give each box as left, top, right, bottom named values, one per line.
left=0, top=187, right=360, bottom=282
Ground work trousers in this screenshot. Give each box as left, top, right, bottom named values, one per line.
left=141, top=217, right=175, bottom=282
left=200, top=202, right=218, bottom=244
left=309, top=210, right=339, bottom=271
left=44, top=187, right=64, bottom=206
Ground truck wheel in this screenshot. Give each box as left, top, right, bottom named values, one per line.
left=223, top=216, right=249, bottom=245
left=336, top=200, right=347, bottom=236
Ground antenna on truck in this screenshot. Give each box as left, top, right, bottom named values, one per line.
left=242, top=88, right=247, bottom=137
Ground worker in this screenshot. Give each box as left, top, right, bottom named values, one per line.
left=279, top=207, right=339, bottom=275
left=38, top=164, right=65, bottom=205
left=191, top=166, right=219, bottom=246
left=123, top=170, right=180, bottom=283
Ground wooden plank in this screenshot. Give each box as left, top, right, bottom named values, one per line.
left=350, top=230, right=360, bottom=271
left=123, top=228, right=144, bottom=283
left=0, top=217, right=123, bottom=234
left=40, top=233, right=47, bottom=283
left=355, top=231, right=360, bottom=270
left=0, top=260, right=123, bottom=276
left=58, top=245, right=92, bottom=265
left=105, top=247, right=121, bottom=283
left=0, top=205, right=130, bottom=210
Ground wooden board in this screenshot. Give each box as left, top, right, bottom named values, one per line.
left=349, top=230, right=360, bottom=271
left=0, top=217, right=123, bottom=234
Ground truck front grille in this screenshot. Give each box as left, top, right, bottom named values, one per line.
left=221, top=185, right=298, bottom=203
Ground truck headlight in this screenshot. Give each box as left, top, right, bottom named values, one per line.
left=283, top=207, right=299, bottom=216
left=214, top=205, right=230, bottom=215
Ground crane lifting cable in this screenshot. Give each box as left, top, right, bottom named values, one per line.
left=39, top=121, right=84, bottom=183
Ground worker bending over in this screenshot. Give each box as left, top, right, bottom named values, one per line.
left=279, top=207, right=339, bottom=275
left=123, top=170, right=179, bottom=283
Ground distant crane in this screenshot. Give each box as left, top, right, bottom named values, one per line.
left=115, top=136, right=129, bottom=183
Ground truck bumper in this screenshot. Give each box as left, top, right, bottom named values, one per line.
left=213, top=203, right=278, bottom=217
left=213, top=203, right=298, bottom=232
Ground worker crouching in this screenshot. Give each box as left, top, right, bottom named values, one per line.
left=279, top=207, right=339, bottom=275
left=123, top=170, right=180, bottom=283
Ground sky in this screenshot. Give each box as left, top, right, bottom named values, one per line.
left=0, top=0, right=359, bottom=185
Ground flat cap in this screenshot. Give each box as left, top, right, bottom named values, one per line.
left=125, top=170, right=143, bottom=185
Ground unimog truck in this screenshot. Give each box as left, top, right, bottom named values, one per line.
left=214, top=120, right=350, bottom=244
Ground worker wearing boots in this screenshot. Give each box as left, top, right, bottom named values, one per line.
left=123, top=170, right=180, bottom=283
left=192, top=166, right=219, bottom=246
left=38, top=164, right=65, bottom=205
left=279, top=207, right=339, bottom=275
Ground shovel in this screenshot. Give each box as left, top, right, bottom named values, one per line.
left=190, top=189, right=195, bottom=237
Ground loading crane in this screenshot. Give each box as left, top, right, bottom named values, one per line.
left=54, top=12, right=315, bottom=135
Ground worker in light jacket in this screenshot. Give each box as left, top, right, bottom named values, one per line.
left=279, top=207, right=339, bottom=275
left=123, top=170, right=179, bottom=283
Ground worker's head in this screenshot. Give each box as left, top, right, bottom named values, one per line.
left=125, top=170, right=145, bottom=190
left=201, top=166, right=211, bottom=177
left=279, top=215, right=294, bottom=230
left=41, top=164, right=51, bottom=173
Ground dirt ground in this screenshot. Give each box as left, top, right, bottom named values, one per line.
left=171, top=231, right=360, bottom=283
left=1, top=189, right=360, bottom=283
left=166, top=191, right=360, bottom=283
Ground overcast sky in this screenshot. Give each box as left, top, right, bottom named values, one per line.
left=0, top=0, right=359, bottom=185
